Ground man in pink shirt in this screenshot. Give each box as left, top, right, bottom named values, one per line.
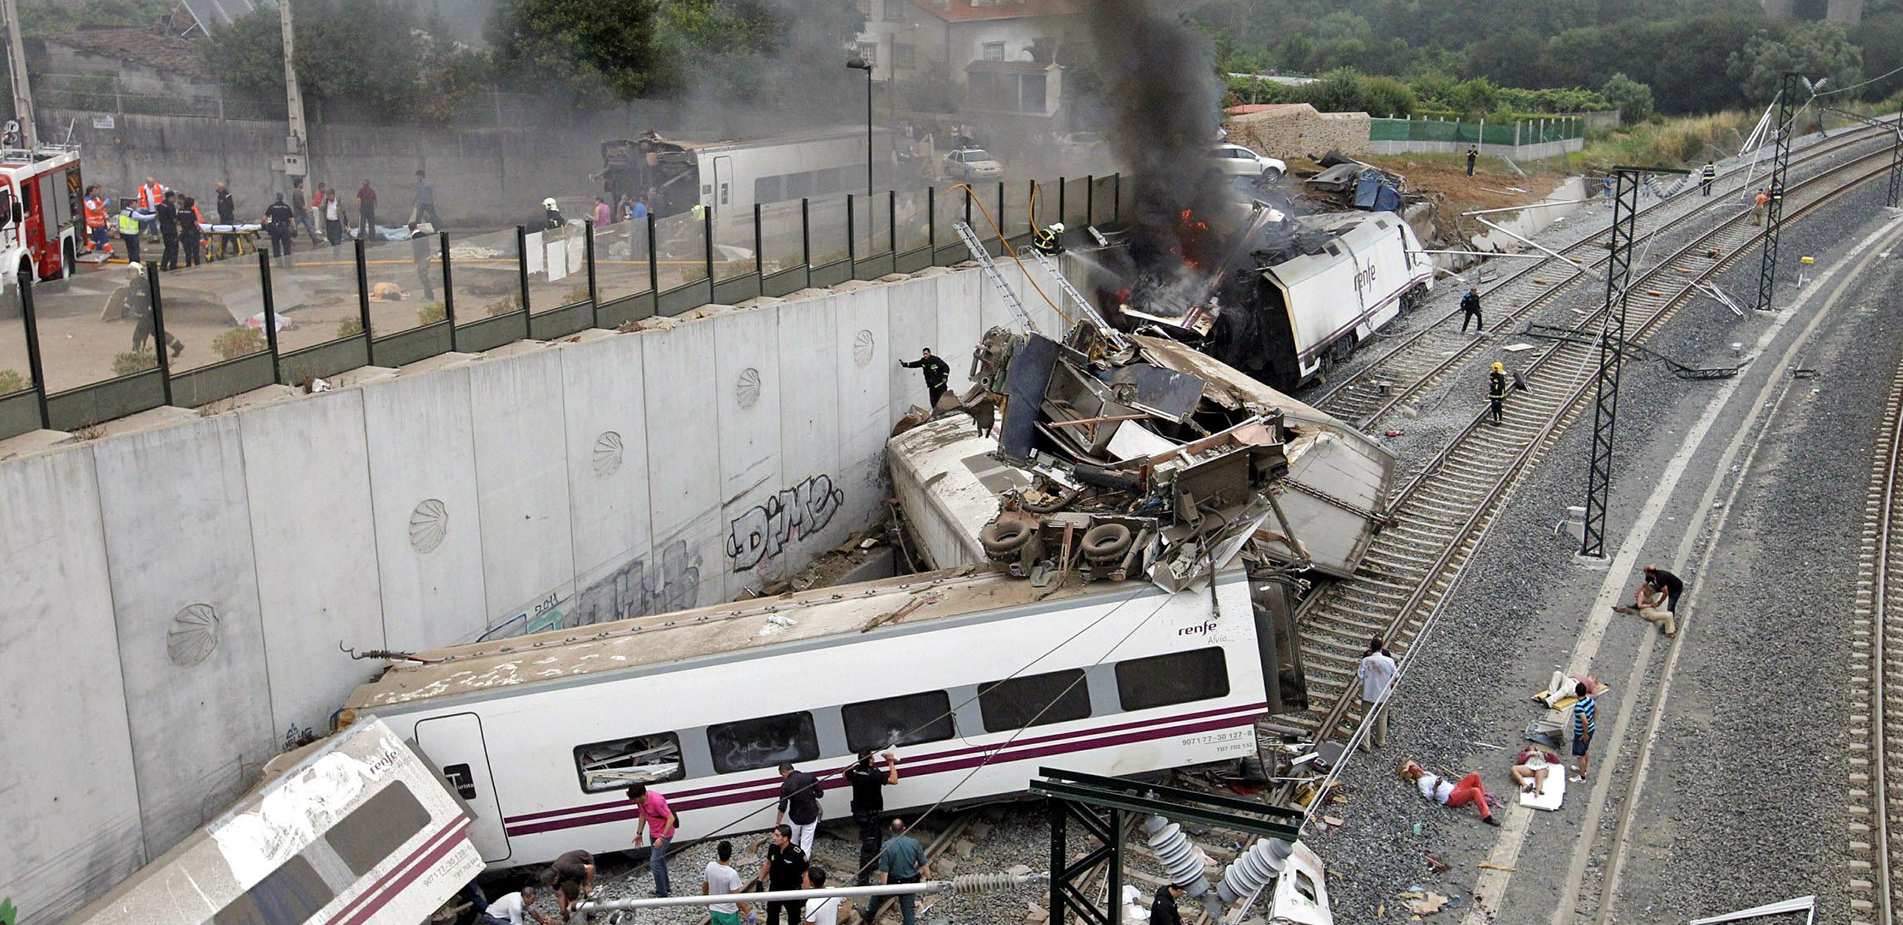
left=628, top=783, right=677, bottom=896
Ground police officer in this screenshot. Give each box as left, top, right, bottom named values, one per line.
left=1460, top=286, right=1483, bottom=334
left=900, top=347, right=952, bottom=409
left=1700, top=161, right=1716, bottom=197
left=1488, top=361, right=1508, bottom=425
left=116, top=205, right=149, bottom=263
left=263, top=193, right=298, bottom=268
left=1032, top=221, right=1065, bottom=255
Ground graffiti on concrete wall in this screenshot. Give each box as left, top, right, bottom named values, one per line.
left=725, top=474, right=846, bottom=572
left=569, top=539, right=705, bottom=626
left=478, top=589, right=568, bottom=642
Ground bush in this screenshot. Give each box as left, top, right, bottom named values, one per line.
left=1601, top=73, right=1655, bottom=125
left=564, top=285, right=592, bottom=304
left=0, top=368, right=25, bottom=394
left=212, top=326, right=267, bottom=360
left=486, top=294, right=522, bottom=317
left=337, top=316, right=365, bottom=338
left=113, top=347, right=158, bottom=377
left=417, top=301, right=447, bottom=325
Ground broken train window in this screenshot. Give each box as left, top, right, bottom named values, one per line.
left=707, top=711, right=821, bottom=774
left=574, top=732, right=686, bottom=792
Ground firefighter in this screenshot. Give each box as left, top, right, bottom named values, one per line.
left=124, top=264, right=184, bottom=359
left=1032, top=221, right=1065, bottom=255
left=900, top=347, right=952, bottom=409
left=542, top=197, right=565, bottom=231
left=1700, top=161, right=1716, bottom=197
left=83, top=184, right=111, bottom=256
left=1487, top=361, right=1508, bottom=426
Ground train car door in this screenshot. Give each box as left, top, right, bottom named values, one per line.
left=713, top=155, right=733, bottom=214
left=413, top=713, right=512, bottom=863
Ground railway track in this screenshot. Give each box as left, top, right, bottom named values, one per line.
left=1274, top=149, right=1903, bottom=752
left=1850, top=357, right=1903, bottom=925
left=1309, top=120, right=1897, bottom=430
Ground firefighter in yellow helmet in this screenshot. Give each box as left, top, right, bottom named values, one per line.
left=1033, top=221, right=1065, bottom=255
left=1488, top=361, right=1508, bottom=426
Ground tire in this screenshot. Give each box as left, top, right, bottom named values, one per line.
left=980, top=519, right=1035, bottom=556
left=1081, top=523, right=1134, bottom=561
left=1262, top=167, right=1284, bottom=183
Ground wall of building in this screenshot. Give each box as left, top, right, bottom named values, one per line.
left=0, top=254, right=1073, bottom=925
left=1226, top=105, right=1372, bottom=161
left=1365, top=136, right=1584, bottom=159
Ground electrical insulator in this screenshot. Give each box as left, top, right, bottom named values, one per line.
left=1215, top=837, right=1294, bottom=905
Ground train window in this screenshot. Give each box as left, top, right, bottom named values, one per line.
left=212, top=855, right=334, bottom=925
left=815, top=168, right=843, bottom=195
left=842, top=690, right=956, bottom=752
left=575, top=732, right=686, bottom=792
left=708, top=712, right=820, bottom=774
left=1115, top=648, right=1229, bottom=711
left=1325, top=243, right=1340, bottom=256
left=1375, top=219, right=1390, bottom=229
left=327, top=782, right=430, bottom=876
left=978, top=669, right=1091, bottom=733
left=755, top=177, right=782, bottom=203
left=786, top=173, right=814, bottom=199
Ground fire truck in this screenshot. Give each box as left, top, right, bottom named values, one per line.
left=0, top=142, right=83, bottom=295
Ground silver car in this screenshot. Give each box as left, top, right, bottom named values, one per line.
left=944, top=147, right=1005, bottom=180
left=1210, top=143, right=1287, bottom=181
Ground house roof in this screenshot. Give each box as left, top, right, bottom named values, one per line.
left=908, top=0, right=1081, bottom=22
left=41, top=29, right=213, bottom=79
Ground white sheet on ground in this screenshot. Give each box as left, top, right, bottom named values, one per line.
left=1518, top=758, right=1564, bottom=810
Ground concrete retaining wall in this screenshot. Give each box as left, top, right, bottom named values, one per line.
left=0, top=255, right=1072, bottom=924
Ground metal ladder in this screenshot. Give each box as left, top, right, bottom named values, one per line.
left=953, top=221, right=1039, bottom=333
left=1020, top=246, right=1129, bottom=348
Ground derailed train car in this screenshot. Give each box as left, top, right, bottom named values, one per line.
left=1124, top=210, right=1433, bottom=391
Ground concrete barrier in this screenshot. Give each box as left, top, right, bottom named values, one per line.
left=0, top=251, right=1058, bottom=923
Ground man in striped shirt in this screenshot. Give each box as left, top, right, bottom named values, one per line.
left=1571, top=689, right=1597, bottom=781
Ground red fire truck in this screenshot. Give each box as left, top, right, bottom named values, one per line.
left=0, top=143, right=83, bottom=292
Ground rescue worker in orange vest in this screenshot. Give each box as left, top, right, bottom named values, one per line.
left=137, top=177, right=165, bottom=235
left=83, top=184, right=111, bottom=255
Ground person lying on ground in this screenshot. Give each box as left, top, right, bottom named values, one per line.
left=1510, top=748, right=1561, bottom=796
left=1399, top=759, right=1500, bottom=826
left=1538, top=671, right=1603, bottom=708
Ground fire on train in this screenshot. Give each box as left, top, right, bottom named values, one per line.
left=1116, top=209, right=1433, bottom=391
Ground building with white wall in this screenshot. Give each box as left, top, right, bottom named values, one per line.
left=853, top=0, right=1082, bottom=119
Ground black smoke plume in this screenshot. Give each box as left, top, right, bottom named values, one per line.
left=1079, top=0, right=1231, bottom=276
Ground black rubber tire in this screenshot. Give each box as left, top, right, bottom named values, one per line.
left=1081, top=523, right=1134, bottom=560
left=980, top=520, right=1035, bottom=555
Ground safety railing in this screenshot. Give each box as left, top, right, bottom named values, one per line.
left=0, top=173, right=1123, bottom=441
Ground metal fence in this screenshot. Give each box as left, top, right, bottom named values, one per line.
left=0, top=174, right=1121, bottom=442
left=1369, top=115, right=1586, bottom=146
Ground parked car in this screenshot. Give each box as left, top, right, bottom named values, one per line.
left=1210, top=143, right=1286, bottom=181
left=944, top=147, right=1005, bottom=180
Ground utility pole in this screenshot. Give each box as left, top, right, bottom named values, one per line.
left=280, top=0, right=308, bottom=182
left=0, top=0, right=36, bottom=149
left=1753, top=72, right=1798, bottom=312
left=1580, top=164, right=1689, bottom=559
left=1816, top=105, right=1901, bottom=209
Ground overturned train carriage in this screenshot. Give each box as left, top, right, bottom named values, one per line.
left=1203, top=211, right=1433, bottom=390
left=342, top=567, right=1278, bottom=872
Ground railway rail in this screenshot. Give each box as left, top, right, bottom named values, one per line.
left=1275, top=145, right=1903, bottom=758
left=1309, top=119, right=1899, bottom=430
left=1851, top=354, right=1903, bottom=925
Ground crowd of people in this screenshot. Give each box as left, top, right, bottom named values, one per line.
left=1360, top=564, right=1685, bottom=826
left=82, top=170, right=449, bottom=271
left=466, top=749, right=932, bottom=925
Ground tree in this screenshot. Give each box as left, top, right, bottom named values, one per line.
left=651, top=0, right=866, bottom=124
left=1600, top=72, right=1654, bottom=123
left=1726, top=22, right=1863, bottom=104
left=488, top=0, right=669, bottom=100
left=1851, top=14, right=1903, bottom=100
left=208, top=0, right=487, bottom=121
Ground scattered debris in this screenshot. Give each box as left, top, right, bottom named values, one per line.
left=1425, top=855, right=1450, bottom=872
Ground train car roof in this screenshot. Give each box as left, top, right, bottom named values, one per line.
left=346, top=567, right=1169, bottom=712
left=1265, top=210, right=1410, bottom=288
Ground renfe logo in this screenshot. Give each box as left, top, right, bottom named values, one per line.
left=1352, top=262, right=1378, bottom=296
left=1178, top=620, right=1218, bottom=637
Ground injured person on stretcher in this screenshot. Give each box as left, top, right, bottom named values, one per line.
left=1400, top=759, right=1501, bottom=826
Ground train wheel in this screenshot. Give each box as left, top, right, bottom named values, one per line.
left=980, top=519, right=1035, bottom=556
left=1081, top=523, right=1134, bottom=561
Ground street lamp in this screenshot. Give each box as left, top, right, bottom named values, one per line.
left=846, top=56, right=874, bottom=197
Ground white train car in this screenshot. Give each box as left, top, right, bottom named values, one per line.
left=69, top=718, right=483, bottom=925
left=1206, top=211, right=1433, bottom=389
left=344, top=567, right=1272, bottom=870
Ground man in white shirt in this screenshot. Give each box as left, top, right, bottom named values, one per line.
left=1356, top=635, right=1398, bottom=751
left=703, top=840, right=753, bottom=925
left=481, top=887, right=554, bottom=925
left=802, top=867, right=840, bottom=925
